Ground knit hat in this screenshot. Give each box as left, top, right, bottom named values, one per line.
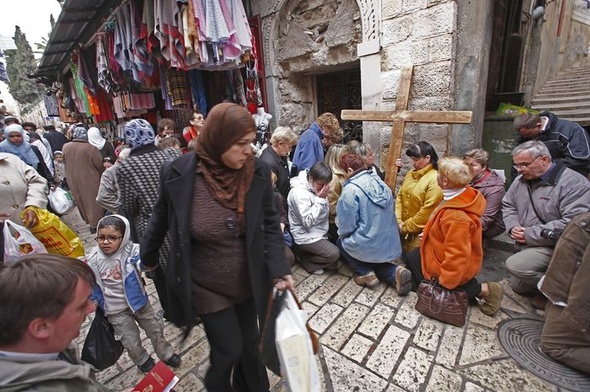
left=124, top=119, right=155, bottom=149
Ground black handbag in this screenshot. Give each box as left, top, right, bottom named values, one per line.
left=415, top=279, right=468, bottom=327
left=81, top=307, right=124, bottom=370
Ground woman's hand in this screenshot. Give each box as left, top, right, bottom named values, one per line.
left=22, top=208, right=38, bottom=228
left=274, top=274, right=295, bottom=292
left=395, top=158, right=403, bottom=168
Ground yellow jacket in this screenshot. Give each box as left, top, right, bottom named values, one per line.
left=395, top=164, right=442, bottom=251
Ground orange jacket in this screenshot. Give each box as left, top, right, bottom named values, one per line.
left=420, top=187, right=485, bottom=289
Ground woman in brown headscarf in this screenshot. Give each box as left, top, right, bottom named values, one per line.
left=141, top=103, right=294, bottom=391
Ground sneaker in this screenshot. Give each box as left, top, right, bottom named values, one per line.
left=479, top=282, right=503, bottom=316
left=395, top=266, right=412, bottom=296
left=138, top=357, right=156, bottom=373
left=164, top=354, right=181, bottom=368
left=354, top=273, right=379, bottom=288
left=313, top=269, right=324, bottom=275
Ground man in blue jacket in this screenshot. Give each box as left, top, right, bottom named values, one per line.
left=292, top=112, right=342, bottom=175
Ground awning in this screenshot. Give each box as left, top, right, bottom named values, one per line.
left=34, top=0, right=123, bottom=82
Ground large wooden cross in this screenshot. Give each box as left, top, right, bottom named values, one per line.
left=341, top=65, right=473, bottom=190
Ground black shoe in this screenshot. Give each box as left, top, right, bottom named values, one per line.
left=164, top=354, right=181, bottom=368
left=138, top=357, right=156, bottom=373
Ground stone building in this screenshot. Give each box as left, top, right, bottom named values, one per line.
left=251, top=0, right=590, bottom=172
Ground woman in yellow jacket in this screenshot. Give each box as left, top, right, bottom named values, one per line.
left=395, top=141, right=443, bottom=254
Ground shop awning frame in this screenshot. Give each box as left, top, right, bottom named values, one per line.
left=34, top=0, right=124, bottom=82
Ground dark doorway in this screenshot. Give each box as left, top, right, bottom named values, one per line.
left=316, top=67, right=362, bottom=144
left=486, top=0, right=525, bottom=111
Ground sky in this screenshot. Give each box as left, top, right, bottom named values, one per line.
left=0, top=0, right=63, bottom=51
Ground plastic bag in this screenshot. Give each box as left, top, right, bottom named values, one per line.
left=47, top=187, right=75, bottom=215
left=275, top=289, right=320, bottom=392
left=81, top=307, right=124, bottom=370
left=21, top=207, right=85, bottom=258
left=3, top=220, right=48, bottom=263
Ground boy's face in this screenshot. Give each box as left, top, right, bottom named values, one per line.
left=54, top=154, right=63, bottom=163
left=96, top=225, right=123, bottom=256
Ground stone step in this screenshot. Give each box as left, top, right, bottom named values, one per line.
left=537, top=86, right=590, bottom=94
left=545, top=76, right=590, bottom=84
left=532, top=102, right=590, bottom=110
left=532, top=94, right=590, bottom=103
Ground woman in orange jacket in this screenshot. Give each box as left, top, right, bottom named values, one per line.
left=405, top=157, right=503, bottom=316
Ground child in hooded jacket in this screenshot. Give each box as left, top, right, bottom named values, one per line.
left=87, top=214, right=181, bottom=373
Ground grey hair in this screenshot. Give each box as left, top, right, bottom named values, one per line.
left=511, top=140, right=551, bottom=160
left=270, top=126, right=298, bottom=146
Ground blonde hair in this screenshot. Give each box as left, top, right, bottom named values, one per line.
left=270, top=126, right=298, bottom=146
left=325, top=144, right=350, bottom=178
left=438, top=157, right=473, bottom=188
left=316, top=112, right=342, bottom=141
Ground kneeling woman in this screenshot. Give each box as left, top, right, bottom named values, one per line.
left=406, top=157, right=503, bottom=316
left=141, top=103, right=294, bottom=391
left=336, top=153, right=411, bottom=294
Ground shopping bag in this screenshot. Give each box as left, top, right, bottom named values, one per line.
left=275, top=288, right=320, bottom=392
left=21, top=207, right=85, bottom=258
left=259, top=289, right=287, bottom=375
left=81, top=307, right=124, bottom=370
left=47, top=186, right=75, bottom=215
left=3, top=220, right=48, bottom=263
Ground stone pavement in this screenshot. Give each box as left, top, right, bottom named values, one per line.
left=61, top=208, right=573, bottom=392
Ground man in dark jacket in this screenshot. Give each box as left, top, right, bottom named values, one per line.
left=513, top=111, right=590, bottom=178
left=43, top=124, right=69, bottom=153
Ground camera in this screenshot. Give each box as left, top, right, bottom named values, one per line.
left=540, top=228, right=563, bottom=243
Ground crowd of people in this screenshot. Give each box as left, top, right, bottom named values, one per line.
left=0, top=107, right=589, bottom=391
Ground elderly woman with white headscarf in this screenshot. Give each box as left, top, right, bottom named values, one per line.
left=62, top=126, right=105, bottom=233
left=88, top=126, right=116, bottom=159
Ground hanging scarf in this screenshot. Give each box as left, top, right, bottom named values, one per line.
left=0, top=124, right=39, bottom=167
left=88, top=127, right=107, bottom=150
left=194, top=103, right=254, bottom=225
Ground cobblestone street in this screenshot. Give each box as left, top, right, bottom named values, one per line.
left=62, top=208, right=575, bottom=392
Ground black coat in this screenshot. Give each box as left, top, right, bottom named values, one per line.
left=260, top=146, right=290, bottom=204
left=140, top=153, right=291, bottom=329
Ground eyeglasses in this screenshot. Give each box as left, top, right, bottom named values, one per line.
left=95, top=235, right=123, bottom=243
left=512, top=155, right=543, bottom=170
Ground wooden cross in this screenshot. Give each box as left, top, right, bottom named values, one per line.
left=341, top=65, right=473, bottom=190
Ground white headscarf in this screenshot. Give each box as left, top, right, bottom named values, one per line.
left=88, top=127, right=106, bottom=150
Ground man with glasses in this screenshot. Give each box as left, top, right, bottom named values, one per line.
left=513, top=111, right=590, bottom=178
left=502, top=141, right=590, bottom=308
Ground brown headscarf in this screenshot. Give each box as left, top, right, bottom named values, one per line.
left=195, top=103, right=255, bottom=222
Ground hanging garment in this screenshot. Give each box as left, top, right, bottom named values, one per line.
left=166, top=68, right=192, bottom=107
left=188, top=69, right=207, bottom=115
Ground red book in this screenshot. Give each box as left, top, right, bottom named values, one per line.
left=133, top=361, right=179, bottom=392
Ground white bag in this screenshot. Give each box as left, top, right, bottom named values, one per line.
left=275, top=289, right=320, bottom=392
left=3, top=220, right=48, bottom=263
left=48, top=187, right=75, bottom=215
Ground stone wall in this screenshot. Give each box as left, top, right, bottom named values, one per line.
left=253, top=0, right=490, bottom=170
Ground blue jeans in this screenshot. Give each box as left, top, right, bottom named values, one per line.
left=337, top=239, right=398, bottom=285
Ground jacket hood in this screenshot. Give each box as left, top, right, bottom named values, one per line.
left=89, top=214, right=134, bottom=264
left=290, top=169, right=314, bottom=192
left=441, top=187, right=485, bottom=216
left=346, top=170, right=390, bottom=208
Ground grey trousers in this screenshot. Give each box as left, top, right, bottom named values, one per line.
left=108, top=302, right=174, bottom=366
left=505, top=246, right=553, bottom=294
left=297, top=239, right=340, bottom=273
left=541, top=302, right=590, bottom=374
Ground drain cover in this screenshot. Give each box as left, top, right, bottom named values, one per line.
left=497, top=318, right=590, bottom=391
